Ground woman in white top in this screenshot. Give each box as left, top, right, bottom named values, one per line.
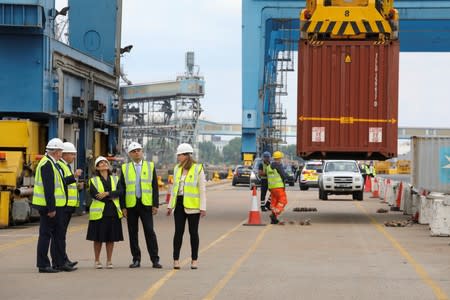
left=167, top=143, right=206, bottom=270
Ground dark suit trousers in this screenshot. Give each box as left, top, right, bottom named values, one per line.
left=126, top=201, right=160, bottom=263
left=37, top=211, right=63, bottom=268
left=50, top=207, right=72, bottom=265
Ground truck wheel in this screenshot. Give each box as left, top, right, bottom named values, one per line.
left=319, top=188, right=327, bottom=200
left=353, top=191, right=363, bottom=201
left=357, top=191, right=364, bottom=201
left=300, top=184, right=308, bottom=191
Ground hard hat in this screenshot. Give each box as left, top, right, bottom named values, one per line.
left=62, top=142, right=77, bottom=153
left=46, top=138, right=64, bottom=150
left=127, top=142, right=142, bottom=153
left=262, top=151, right=271, bottom=158
left=94, top=156, right=109, bottom=166
left=176, top=143, right=193, bottom=155
left=273, top=151, right=284, bottom=159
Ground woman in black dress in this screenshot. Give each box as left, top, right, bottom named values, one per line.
left=86, top=156, right=123, bottom=269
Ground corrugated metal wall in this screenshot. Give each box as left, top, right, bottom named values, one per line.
left=297, top=40, right=399, bottom=160
left=412, top=136, right=450, bottom=193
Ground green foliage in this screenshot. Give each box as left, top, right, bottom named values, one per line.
left=198, top=141, right=222, bottom=164
left=222, top=137, right=242, bottom=164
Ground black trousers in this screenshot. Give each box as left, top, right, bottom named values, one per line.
left=173, top=196, right=200, bottom=260
left=36, top=210, right=64, bottom=268
left=260, top=179, right=269, bottom=206
left=126, top=202, right=160, bottom=263
left=51, top=207, right=73, bottom=266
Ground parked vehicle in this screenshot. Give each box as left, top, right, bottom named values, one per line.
left=318, top=160, right=364, bottom=201
left=249, top=158, right=262, bottom=188
left=232, top=165, right=252, bottom=186
left=284, top=165, right=296, bottom=186
left=299, top=161, right=323, bottom=190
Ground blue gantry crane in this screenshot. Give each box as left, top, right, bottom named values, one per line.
left=241, top=0, right=450, bottom=163
left=0, top=0, right=123, bottom=226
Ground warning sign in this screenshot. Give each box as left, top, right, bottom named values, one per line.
left=369, top=127, right=382, bottom=143
left=312, top=127, right=325, bottom=142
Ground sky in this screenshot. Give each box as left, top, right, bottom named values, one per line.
left=56, top=0, right=450, bottom=128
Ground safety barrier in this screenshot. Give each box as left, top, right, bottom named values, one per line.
left=373, top=176, right=450, bottom=237
left=243, top=186, right=265, bottom=226
left=430, top=196, right=450, bottom=236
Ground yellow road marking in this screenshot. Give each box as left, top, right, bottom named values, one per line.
left=355, top=202, right=449, bottom=300
left=0, top=224, right=87, bottom=253
left=203, top=225, right=272, bottom=300
left=136, top=220, right=247, bottom=300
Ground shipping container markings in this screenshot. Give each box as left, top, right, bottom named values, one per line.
left=299, top=116, right=396, bottom=124
left=302, top=20, right=390, bottom=36
left=356, top=202, right=449, bottom=300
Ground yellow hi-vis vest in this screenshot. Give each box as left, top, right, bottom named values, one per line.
left=261, top=162, right=269, bottom=179
left=170, top=163, right=202, bottom=209
left=57, top=161, right=79, bottom=207
left=121, top=161, right=154, bottom=208
left=89, top=176, right=123, bottom=220
left=32, top=156, right=66, bottom=207
left=267, top=165, right=284, bottom=189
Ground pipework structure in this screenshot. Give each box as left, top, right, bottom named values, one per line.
left=120, top=52, right=205, bottom=165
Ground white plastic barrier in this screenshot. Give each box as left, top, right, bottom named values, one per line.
left=400, top=183, right=411, bottom=213
left=386, top=181, right=397, bottom=207
left=419, top=195, right=434, bottom=225
left=430, top=196, right=450, bottom=237
left=378, top=178, right=386, bottom=201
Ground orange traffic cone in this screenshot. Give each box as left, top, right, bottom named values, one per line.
left=364, top=176, right=372, bottom=192
left=370, top=177, right=380, bottom=198
left=243, top=186, right=266, bottom=226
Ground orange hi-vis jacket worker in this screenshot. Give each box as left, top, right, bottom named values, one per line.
left=267, top=151, right=288, bottom=224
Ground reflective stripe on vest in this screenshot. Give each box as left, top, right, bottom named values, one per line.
left=89, top=176, right=123, bottom=220
left=267, top=165, right=284, bottom=189
left=32, top=156, right=66, bottom=207
left=170, top=163, right=201, bottom=209
left=57, top=161, right=79, bottom=207
left=121, top=161, right=154, bottom=207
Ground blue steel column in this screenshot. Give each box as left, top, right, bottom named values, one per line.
left=242, top=0, right=303, bottom=157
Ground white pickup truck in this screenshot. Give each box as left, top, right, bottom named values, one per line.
left=318, top=160, right=364, bottom=201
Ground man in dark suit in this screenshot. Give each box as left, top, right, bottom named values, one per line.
left=118, top=142, right=162, bottom=269
left=53, top=142, right=83, bottom=269
left=32, top=138, right=77, bottom=273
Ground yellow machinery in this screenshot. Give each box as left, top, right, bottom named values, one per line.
left=396, top=160, right=411, bottom=174
left=374, top=161, right=392, bottom=174
left=300, top=0, right=399, bottom=41
left=0, top=120, right=43, bottom=227
left=242, top=153, right=254, bottom=167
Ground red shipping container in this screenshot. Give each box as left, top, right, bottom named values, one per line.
left=297, top=40, right=399, bottom=160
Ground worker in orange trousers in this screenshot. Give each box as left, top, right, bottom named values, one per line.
left=266, top=151, right=288, bottom=224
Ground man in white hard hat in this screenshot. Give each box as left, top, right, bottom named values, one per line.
left=118, top=142, right=162, bottom=269
left=32, top=138, right=76, bottom=272
left=53, top=142, right=83, bottom=269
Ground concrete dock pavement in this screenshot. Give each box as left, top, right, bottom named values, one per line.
left=0, top=186, right=449, bottom=300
